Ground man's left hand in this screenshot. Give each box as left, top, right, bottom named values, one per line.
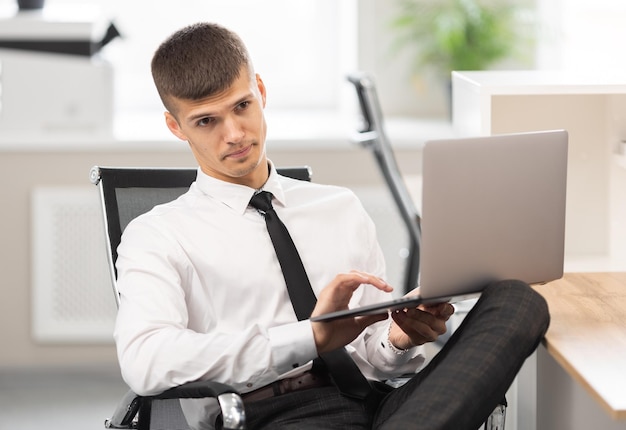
left=388, top=302, right=455, bottom=350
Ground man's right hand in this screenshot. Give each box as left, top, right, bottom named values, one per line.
left=310, top=271, right=392, bottom=354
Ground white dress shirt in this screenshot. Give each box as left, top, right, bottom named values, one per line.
left=114, top=162, right=425, bottom=427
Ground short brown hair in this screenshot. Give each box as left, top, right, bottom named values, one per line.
left=151, top=22, right=253, bottom=113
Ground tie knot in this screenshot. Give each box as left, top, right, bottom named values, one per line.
left=249, top=191, right=274, bottom=213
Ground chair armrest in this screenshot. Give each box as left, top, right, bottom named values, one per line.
left=105, top=389, right=142, bottom=429
left=153, top=380, right=238, bottom=399
left=105, top=381, right=245, bottom=429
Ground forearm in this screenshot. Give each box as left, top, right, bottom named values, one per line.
left=115, top=316, right=317, bottom=396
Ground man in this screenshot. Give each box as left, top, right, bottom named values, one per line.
left=114, top=22, right=549, bottom=429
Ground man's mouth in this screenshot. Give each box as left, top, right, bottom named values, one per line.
left=225, top=144, right=252, bottom=159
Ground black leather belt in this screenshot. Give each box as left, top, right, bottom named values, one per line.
left=241, top=370, right=333, bottom=403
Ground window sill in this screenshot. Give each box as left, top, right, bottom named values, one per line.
left=0, top=109, right=455, bottom=152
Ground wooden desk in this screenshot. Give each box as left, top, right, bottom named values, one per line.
left=533, top=272, right=626, bottom=420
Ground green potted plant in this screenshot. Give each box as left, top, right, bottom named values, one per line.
left=390, top=0, right=528, bottom=113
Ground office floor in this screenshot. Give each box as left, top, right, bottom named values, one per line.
left=0, top=365, right=128, bottom=430
left=0, top=343, right=445, bottom=430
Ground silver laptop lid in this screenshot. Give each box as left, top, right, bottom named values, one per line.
left=418, top=130, right=568, bottom=299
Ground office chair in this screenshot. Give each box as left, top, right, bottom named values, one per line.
left=347, top=73, right=508, bottom=430
left=90, top=165, right=312, bottom=430
left=346, top=72, right=421, bottom=296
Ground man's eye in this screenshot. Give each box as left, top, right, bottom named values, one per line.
left=236, top=101, right=250, bottom=111
left=197, top=117, right=214, bottom=127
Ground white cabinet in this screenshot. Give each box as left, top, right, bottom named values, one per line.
left=452, top=70, right=626, bottom=271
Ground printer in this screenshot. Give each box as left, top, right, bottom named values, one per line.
left=0, top=5, right=120, bottom=139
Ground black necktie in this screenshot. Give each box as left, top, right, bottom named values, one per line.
left=249, top=191, right=372, bottom=400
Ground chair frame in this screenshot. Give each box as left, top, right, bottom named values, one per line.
left=347, top=72, right=421, bottom=295
left=90, top=165, right=311, bottom=430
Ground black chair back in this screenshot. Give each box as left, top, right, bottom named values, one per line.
left=90, top=165, right=311, bottom=305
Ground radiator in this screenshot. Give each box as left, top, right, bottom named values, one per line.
left=31, top=186, right=116, bottom=343
left=30, top=185, right=412, bottom=343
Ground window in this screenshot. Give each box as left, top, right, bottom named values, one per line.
left=536, top=0, right=626, bottom=72
left=7, top=0, right=357, bottom=115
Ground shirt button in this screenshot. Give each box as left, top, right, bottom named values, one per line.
left=246, top=383, right=253, bottom=388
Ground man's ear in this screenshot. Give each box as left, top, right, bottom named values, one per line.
left=165, top=112, right=187, bottom=141
left=256, top=74, right=267, bottom=108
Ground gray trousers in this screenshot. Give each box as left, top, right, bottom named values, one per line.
left=234, top=279, right=550, bottom=430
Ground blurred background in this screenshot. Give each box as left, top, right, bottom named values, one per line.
left=1, top=0, right=625, bottom=428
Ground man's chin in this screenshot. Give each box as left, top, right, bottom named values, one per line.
left=227, top=158, right=266, bottom=179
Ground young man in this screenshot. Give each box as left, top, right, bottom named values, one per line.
left=114, top=22, right=550, bottom=429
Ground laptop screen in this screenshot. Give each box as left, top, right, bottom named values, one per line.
left=418, top=130, right=568, bottom=299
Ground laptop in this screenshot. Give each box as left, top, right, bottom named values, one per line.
left=312, top=129, right=568, bottom=322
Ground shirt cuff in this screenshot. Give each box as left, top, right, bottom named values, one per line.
left=376, top=320, right=419, bottom=366
left=268, top=320, right=318, bottom=375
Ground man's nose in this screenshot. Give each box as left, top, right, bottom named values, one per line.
left=222, top=115, right=245, bottom=143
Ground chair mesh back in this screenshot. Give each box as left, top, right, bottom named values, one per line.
left=94, top=166, right=311, bottom=291
left=94, top=167, right=197, bottom=287
left=149, top=399, right=191, bottom=430
left=116, top=187, right=190, bottom=231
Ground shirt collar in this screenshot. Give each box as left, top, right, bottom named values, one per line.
left=194, top=161, right=286, bottom=215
